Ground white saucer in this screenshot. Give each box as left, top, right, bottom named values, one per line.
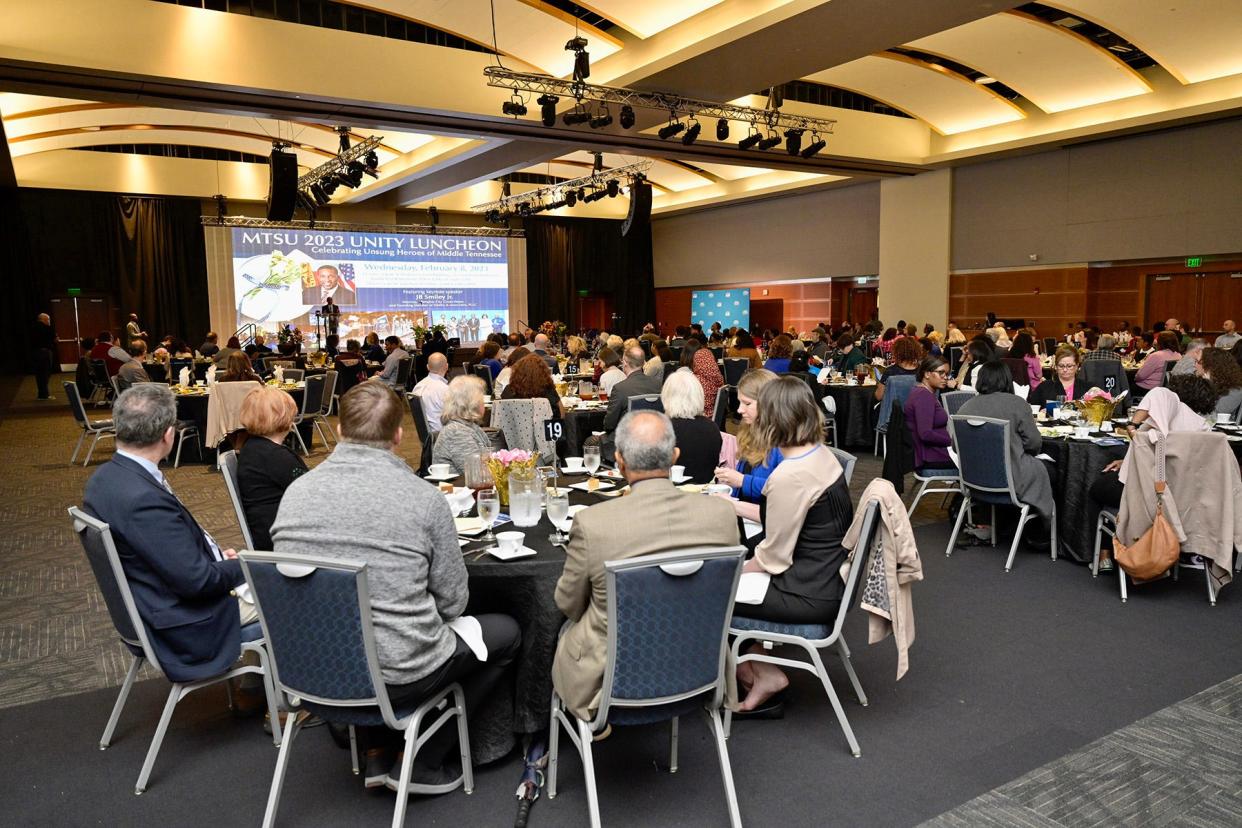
left=487, top=545, right=537, bottom=561
left=669, top=473, right=693, bottom=484
left=560, top=466, right=588, bottom=474
left=424, top=471, right=459, bottom=482
left=569, top=480, right=616, bottom=492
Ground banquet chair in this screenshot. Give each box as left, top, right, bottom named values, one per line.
left=627, top=394, right=663, bottom=413
left=711, top=386, right=729, bottom=430
left=288, top=375, right=324, bottom=457
left=724, top=500, right=881, bottom=757
left=218, top=450, right=256, bottom=550
left=941, top=389, right=976, bottom=416
left=548, top=546, right=746, bottom=828
left=946, top=415, right=1058, bottom=572
left=68, top=508, right=281, bottom=795
left=1043, top=337, right=1058, bottom=357
left=821, top=395, right=838, bottom=447
left=1078, top=360, right=1129, bottom=398
left=168, top=358, right=194, bottom=385
left=874, top=374, right=917, bottom=457
left=312, top=370, right=337, bottom=445
left=279, top=368, right=305, bottom=383
left=722, top=358, right=749, bottom=387
left=490, top=397, right=556, bottom=465
left=90, top=359, right=114, bottom=405
left=827, top=446, right=856, bottom=485
left=663, top=361, right=679, bottom=383
left=395, top=357, right=413, bottom=391
left=239, top=552, right=472, bottom=828
left=406, top=393, right=436, bottom=476
left=907, top=465, right=961, bottom=517
left=206, top=380, right=262, bottom=451
left=472, top=364, right=494, bottom=393
left=172, top=416, right=202, bottom=468
left=65, top=381, right=116, bottom=465
left=946, top=345, right=964, bottom=376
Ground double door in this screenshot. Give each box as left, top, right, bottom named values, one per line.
left=1145, top=272, right=1242, bottom=334
left=47, top=294, right=115, bottom=370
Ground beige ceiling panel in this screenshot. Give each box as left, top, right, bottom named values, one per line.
left=908, top=12, right=1151, bottom=113
left=687, top=161, right=772, bottom=181
left=13, top=149, right=272, bottom=199
left=11, top=129, right=328, bottom=169
left=1047, top=0, right=1242, bottom=84
left=579, top=0, right=723, bottom=39
left=555, top=149, right=711, bottom=192
left=362, top=0, right=621, bottom=75
left=806, top=55, right=1024, bottom=135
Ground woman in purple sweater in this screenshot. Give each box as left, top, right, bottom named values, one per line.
left=903, top=356, right=956, bottom=474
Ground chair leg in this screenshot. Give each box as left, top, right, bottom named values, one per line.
left=390, top=715, right=422, bottom=828
left=250, top=647, right=283, bottom=747
left=723, top=633, right=746, bottom=737
left=84, top=431, right=102, bottom=466
left=668, top=717, right=680, bottom=773
left=453, top=684, right=474, bottom=794
left=174, top=432, right=185, bottom=468
left=1091, top=513, right=1103, bottom=577
left=135, top=684, right=183, bottom=794
left=907, top=479, right=931, bottom=515
left=808, top=645, right=861, bottom=757
left=704, top=706, right=743, bottom=828
left=1205, top=568, right=1218, bottom=606
left=1005, top=505, right=1031, bottom=572
left=547, top=695, right=561, bottom=799
left=1049, top=504, right=1058, bottom=561
left=946, top=494, right=971, bottom=558
left=575, top=718, right=602, bottom=828
left=835, top=639, right=868, bottom=706
left=292, top=427, right=309, bottom=457
left=261, top=710, right=305, bottom=828
left=70, top=430, right=86, bottom=464
left=100, top=655, right=143, bottom=749
left=349, top=726, right=360, bottom=775
left=1119, top=560, right=1128, bottom=603
left=990, top=505, right=997, bottom=547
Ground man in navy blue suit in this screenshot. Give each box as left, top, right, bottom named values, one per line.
left=83, top=383, right=252, bottom=682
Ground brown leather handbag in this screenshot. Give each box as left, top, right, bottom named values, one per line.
left=1113, top=437, right=1180, bottom=580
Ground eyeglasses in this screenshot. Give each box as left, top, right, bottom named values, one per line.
left=933, top=370, right=950, bottom=377
left=1056, top=362, right=1077, bottom=370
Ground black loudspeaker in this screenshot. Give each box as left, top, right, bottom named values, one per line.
left=266, top=148, right=298, bottom=221
left=621, top=177, right=652, bottom=237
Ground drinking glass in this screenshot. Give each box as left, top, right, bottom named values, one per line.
left=583, top=444, right=601, bottom=476
left=546, top=487, right=570, bottom=543
left=464, top=451, right=494, bottom=493
left=477, top=488, right=500, bottom=542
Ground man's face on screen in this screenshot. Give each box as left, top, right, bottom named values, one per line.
left=317, top=267, right=339, bottom=290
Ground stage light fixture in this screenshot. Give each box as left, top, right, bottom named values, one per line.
left=756, top=132, right=781, bottom=151
left=563, top=107, right=592, bottom=126
left=658, top=120, right=685, bottom=140
left=336, top=127, right=351, bottom=154
left=297, top=190, right=317, bottom=213
left=577, top=187, right=587, bottom=201
left=589, top=108, right=613, bottom=129
left=344, top=161, right=365, bottom=187
left=784, top=128, right=804, bottom=156
left=566, top=36, right=590, bottom=82
left=606, top=179, right=620, bottom=197
left=565, top=189, right=577, bottom=207
left=518, top=202, right=531, bottom=216
left=502, top=95, right=528, bottom=117
left=310, top=183, right=330, bottom=205
left=619, top=105, right=635, bottom=129
left=800, top=134, right=826, bottom=158
left=738, top=129, right=761, bottom=150
left=681, top=120, right=701, bottom=146
left=322, top=178, right=338, bottom=196
left=716, top=118, right=730, bottom=141
left=538, top=94, right=560, bottom=127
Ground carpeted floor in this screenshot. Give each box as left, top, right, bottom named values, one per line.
left=2, top=373, right=1241, bottom=826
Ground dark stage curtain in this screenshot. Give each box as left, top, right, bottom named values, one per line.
left=2, top=188, right=209, bottom=373
left=524, top=216, right=654, bottom=334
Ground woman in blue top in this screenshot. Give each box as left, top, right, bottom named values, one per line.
left=714, top=368, right=780, bottom=525
left=763, top=335, right=793, bottom=374
left=477, top=339, right=504, bottom=379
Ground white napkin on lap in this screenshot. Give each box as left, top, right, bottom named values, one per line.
left=447, top=616, right=489, bottom=661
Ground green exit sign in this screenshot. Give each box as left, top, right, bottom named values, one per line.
left=67, top=288, right=81, bottom=295
left=1186, top=257, right=1203, bottom=267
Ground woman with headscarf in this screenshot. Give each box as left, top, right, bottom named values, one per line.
left=692, top=347, right=724, bottom=419
left=1089, top=375, right=1215, bottom=569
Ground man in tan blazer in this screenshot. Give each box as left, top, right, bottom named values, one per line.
left=552, top=410, right=740, bottom=722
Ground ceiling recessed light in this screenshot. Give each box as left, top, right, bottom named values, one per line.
left=974, top=76, right=997, bottom=84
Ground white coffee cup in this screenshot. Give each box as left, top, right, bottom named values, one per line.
left=670, top=464, right=686, bottom=480
left=496, top=531, right=524, bottom=554
left=705, top=483, right=733, bottom=497
left=428, top=463, right=453, bottom=477
left=1074, top=426, right=1091, bottom=439
left=1216, top=412, right=1232, bottom=424
left=565, top=456, right=584, bottom=470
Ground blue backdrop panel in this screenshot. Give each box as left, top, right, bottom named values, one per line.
left=692, top=288, right=750, bottom=331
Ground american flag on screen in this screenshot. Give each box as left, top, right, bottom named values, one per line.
left=338, top=262, right=357, bottom=290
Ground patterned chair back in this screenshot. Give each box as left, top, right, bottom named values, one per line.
left=712, top=387, right=729, bottom=430
left=407, top=393, right=431, bottom=442
left=281, top=368, right=305, bottom=383
left=595, top=546, right=745, bottom=729
left=239, top=553, right=387, bottom=715
left=65, top=380, right=88, bottom=425
left=839, top=501, right=881, bottom=628
left=319, top=370, right=337, bottom=415
left=941, top=389, right=976, bottom=415
left=1078, top=360, right=1129, bottom=397
left=472, top=364, right=494, bottom=393
left=68, top=507, right=157, bottom=667
left=300, top=375, right=326, bottom=418
left=396, top=357, right=413, bottom=389
left=948, top=415, right=1018, bottom=503
left=91, top=358, right=110, bottom=389
left=627, top=394, right=663, bottom=413
left=876, top=374, right=917, bottom=435
left=490, top=398, right=556, bottom=464
left=217, top=450, right=256, bottom=550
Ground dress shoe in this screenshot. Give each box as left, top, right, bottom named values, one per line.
left=386, top=755, right=463, bottom=795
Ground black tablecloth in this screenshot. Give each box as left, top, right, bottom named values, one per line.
left=457, top=480, right=601, bottom=763
left=1040, top=437, right=1127, bottom=563
left=561, top=408, right=607, bottom=456
left=821, top=384, right=878, bottom=449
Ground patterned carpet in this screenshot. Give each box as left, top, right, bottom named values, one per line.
left=923, top=673, right=1242, bottom=827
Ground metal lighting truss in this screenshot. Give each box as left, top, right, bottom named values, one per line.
left=470, top=159, right=651, bottom=214
left=483, top=66, right=837, bottom=136
left=296, top=134, right=383, bottom=189
left=200, top=216, right=522, bottom=236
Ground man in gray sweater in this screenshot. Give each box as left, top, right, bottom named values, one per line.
left=271, top=381, right=520, bottom=791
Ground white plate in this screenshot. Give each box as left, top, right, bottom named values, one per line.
left=595, top=468, right=623, bottom=480
left=424, top=471, right=459, bottom=482
left=569, top=480, right=616, bottom=492
left=594, top=485, right=631, bottom=498
left=455, top=517, right=485, bottom=535
left=487, top=545, right=537, bottom=561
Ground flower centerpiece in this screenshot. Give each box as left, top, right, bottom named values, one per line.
left=1074, top=387, right=1125, bottom=427
left=485, top=449, right=538, bottom=505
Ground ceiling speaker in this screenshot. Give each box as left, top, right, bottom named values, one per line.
left=621, top=178, right=652, bottom=237
left=266, top=148, right=298, bottom=221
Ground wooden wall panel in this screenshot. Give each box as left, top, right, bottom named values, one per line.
left=949, top=266, right=1089, bottom=337
left=654, top=279, right=853, bottom=335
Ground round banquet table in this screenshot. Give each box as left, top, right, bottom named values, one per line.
left=452, top=474, right=622, bottom=763
left=173, top=386, right=309, bottom=462
left=144, top=360, right=212, bottom=383
left=561, top=406, right=608, bottom=456
left=820, top=383, right=879, bottom=449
